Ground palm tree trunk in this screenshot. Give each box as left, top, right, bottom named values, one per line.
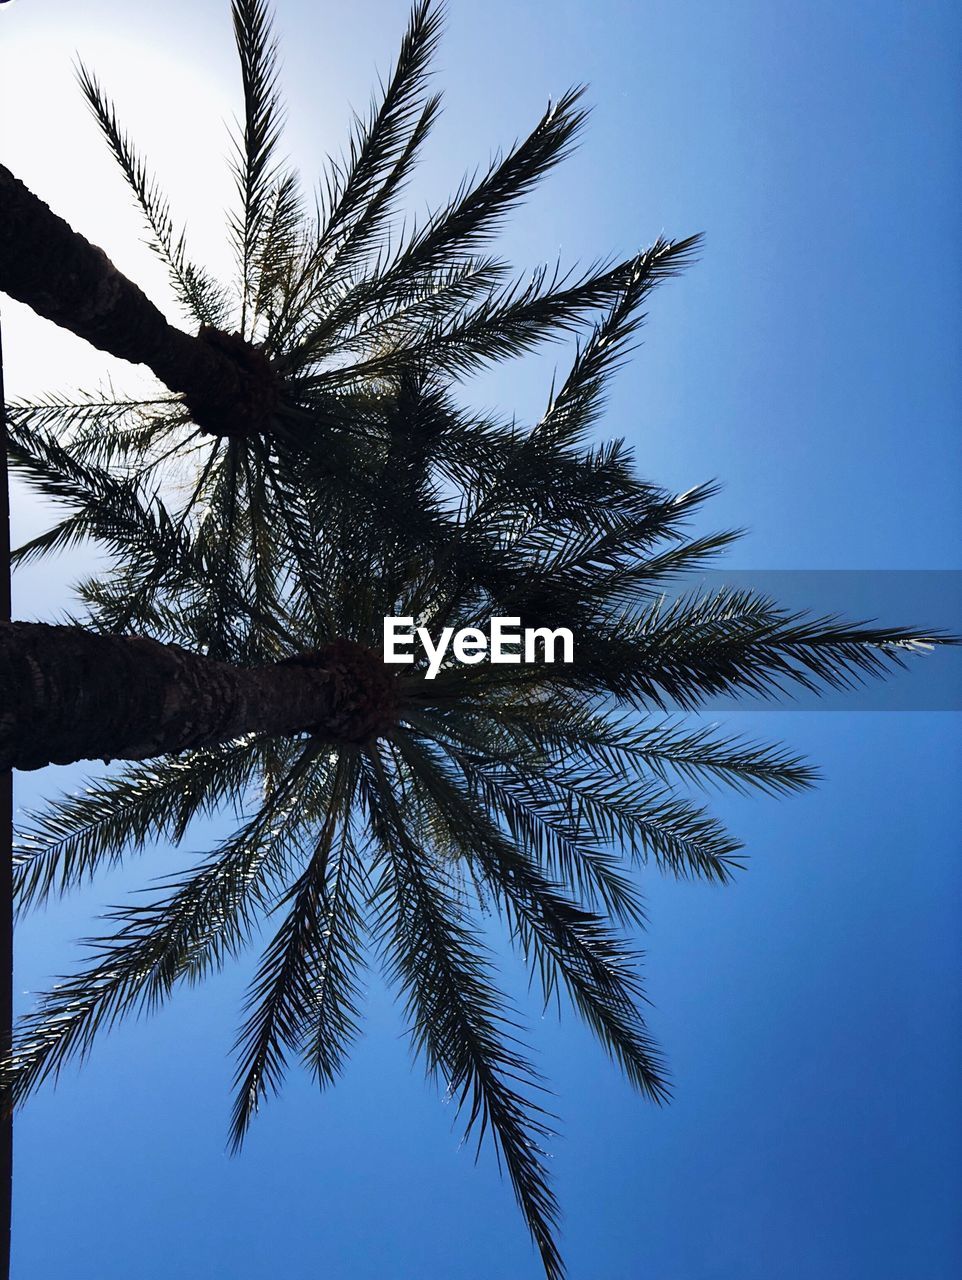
left=0, top=166, right=270, bottom=437
left=1, top=624, right=395, bottom=772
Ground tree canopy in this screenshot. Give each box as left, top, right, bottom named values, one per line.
left=0, top=4, right=953, bottom=1278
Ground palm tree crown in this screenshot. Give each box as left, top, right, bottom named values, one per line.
left=8, top=410, right=944, bottom=1277
left=8, top=0, right=702, bottom=657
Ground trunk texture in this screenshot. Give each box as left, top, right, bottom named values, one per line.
left=0, top=624, right=396, bottom=771
left=0, top=166, right=273, bottom=437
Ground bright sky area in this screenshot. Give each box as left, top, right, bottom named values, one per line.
left=1, top=1, right=960, bottom=1277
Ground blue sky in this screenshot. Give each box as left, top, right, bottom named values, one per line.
left=2, top=1, right=960, bottom=1277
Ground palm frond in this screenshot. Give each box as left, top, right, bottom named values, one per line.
left=229, top=757, right=362, bottom=1145
left=536, top=235, right=702, bottom=447
left=5, top=745, right=323, bottom=1106
left=77, top=63, right=229, bottom=328
left=366, top=753, right=563, bottom=1280
left=13, top=739, right=263, bottom=910
left=230, top=0, right=287, bottom=334
left=367, top=85, right=588, bottom=295
left=310, top=0, right=443, bottom=267
left=395, top=735, right=670, bottom=1100
left=614, top=588, right=953, bottom=710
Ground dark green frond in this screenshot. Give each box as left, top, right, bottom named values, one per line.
left=230, top=0, right=287, bottom=333
left=536, top=234, right=703, bottom=447
left=615, top=588, right=955, bottom=710
left=372, top=85, right=588, bottom=290
left=393, top=736, right=670, bottom=1099
left=77, top=62, right=230, bottom=328
left=4, top=745, right=324, bottom=1107
left=366, top=755, right=563, bottom=1280
left=13, top=739, right=263, bottom=910
left=311, top=0, right=443, bottom=266
left=229, top=758, right=362, bottom=1146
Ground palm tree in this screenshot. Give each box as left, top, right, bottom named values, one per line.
left=5, top=389, right=949, bottom=1275
left=2, top=0, right=698, bottom=624
left=1, top=3, right=954, bottom=1277
left=0, top=10, right=700, bottom=1261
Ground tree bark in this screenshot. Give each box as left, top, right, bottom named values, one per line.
left=0, top=166, right=270, bottom=436
left=0, top=623, right=395, bottom=771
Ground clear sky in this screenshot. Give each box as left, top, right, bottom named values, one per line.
left=2, top=1, right=961, bottom=1277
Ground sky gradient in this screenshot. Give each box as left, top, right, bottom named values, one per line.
left=2, top=2, right=960, bottom=1277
